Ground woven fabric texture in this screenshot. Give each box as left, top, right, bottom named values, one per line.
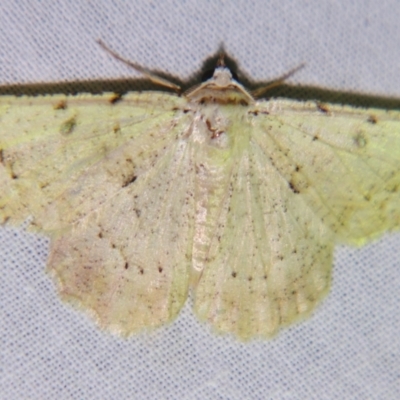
left=1, top=1, right=400, bottom=399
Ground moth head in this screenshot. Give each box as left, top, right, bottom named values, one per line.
left=185, top=66, right=255, bottom=106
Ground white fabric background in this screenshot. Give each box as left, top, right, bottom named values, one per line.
left=1, top=1, right=400, bottom=399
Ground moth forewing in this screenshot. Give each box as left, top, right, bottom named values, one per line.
left=1, top=57, right=399, bottom=340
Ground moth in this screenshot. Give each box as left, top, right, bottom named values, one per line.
left=1, top=43, right=399, bottom=340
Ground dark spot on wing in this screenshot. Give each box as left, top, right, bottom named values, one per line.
left=288, top=171, right=309, bottom=194
left=122, top=174, right=137, bottom=188
left=39, top=182, right=49, bottom=189
left=205, top=119, right=224, bottom=138
left=8, top=164, right=19, bottom=179
left=353, top=132, right=367, bottom=148
left=109, top=93, right=123, bottom=104
left=113, top=123, right=121, bottom=133
left=248, top=109, right=269, bottom=116
left=60, top=116, right=77, bottom=135
left=54, top=100, right=67, bottom=110
left=316, top=102, right=329, bottom=113
left=232, top=271, right=237, bottom=278
left=289, top=180, right=300, bottom=194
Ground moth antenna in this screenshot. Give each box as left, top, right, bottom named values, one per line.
left=251, top=63, right=306, bottom=98
left=97, top=39, right=182, bottom=93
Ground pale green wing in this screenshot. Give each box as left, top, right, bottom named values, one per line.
left=0, top=92, right=196, bottom=334
left=192, top=124, right=334, bottom=339
left=0, top=92, right=185, bottom=229
left=254, top=100, right=400, bottom=245
left=193, top=100, right=400, bottom=340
